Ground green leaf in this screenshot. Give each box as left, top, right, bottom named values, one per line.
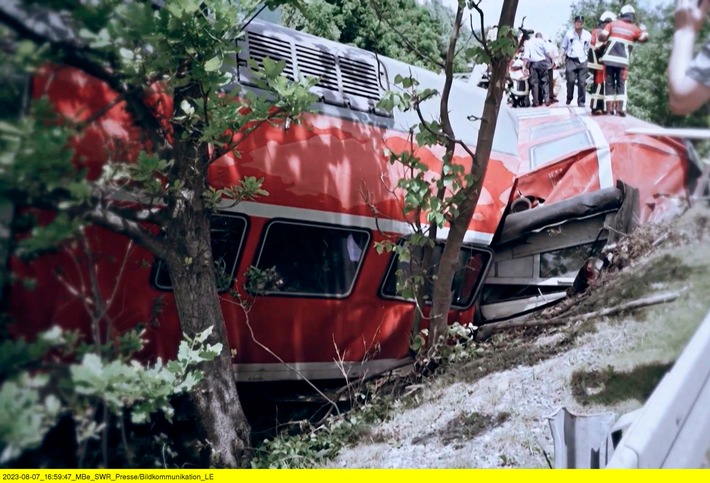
left=194, top=326, right=213, bottom=345
left=166, top=361, right=182, bottom=374
left=165, top=0, right=201, bottom=17
left=204, top=56, right=222, bottom=72
left=118, top=48, right=134, bottom=61
left=70, top=353, right=106, bottom=395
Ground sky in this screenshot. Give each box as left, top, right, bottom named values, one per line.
left=441, top=0, right=673, bottom=41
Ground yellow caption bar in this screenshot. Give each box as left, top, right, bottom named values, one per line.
left=0, top=469, right=708, bottom=482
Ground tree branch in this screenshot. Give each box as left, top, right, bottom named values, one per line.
left=439, top=5, right=464, bottom=144
left=412, top=98, right=477, bottom=162
left=212, top=107, right=287, bottom=165
left=105, top=203, right=169, bottom=226
left=220, top=295, right=341, bottom=416
left=0, top=2, right=170, bottom=156
left=469, top=3, right=493, bottom=61
left=76, top=92, right=128, bottom=131
left=84, top=206, right=169, bottom=258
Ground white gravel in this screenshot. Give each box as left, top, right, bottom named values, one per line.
left=323, top=317, right=673, bottom=468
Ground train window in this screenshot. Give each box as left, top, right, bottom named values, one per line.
left=250, top=221, right=370, bottom=297
left=0, top=72, right=28, bottom=120
left=381, top=241, right=492, bottom=309
left=540, top=243, right=596, bottom=279
left=151, top=214, right=248, bottom=292
left=529, top=130, right=594, bottom=169
left=530, top=119, right=585, bottom=140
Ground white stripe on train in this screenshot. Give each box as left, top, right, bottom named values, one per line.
left=220, top=201, right=496, bottom=245
left=580, top=116, right=614, bottom=189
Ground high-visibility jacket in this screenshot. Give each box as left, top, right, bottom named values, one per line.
left=588, top=28, right=606, bottom=71
left=600, top=19, right=648, bottom=68
left=511, top=79, right=530, bottom=97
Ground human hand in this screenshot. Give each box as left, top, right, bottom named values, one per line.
left=675, top=0, right=710, bottom=34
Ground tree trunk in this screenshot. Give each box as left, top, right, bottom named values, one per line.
left=424, top=3, right=463, bottom=350
left=163, top=93, right=251, bottom=466
left=428, top=0, right=520, bottom=347
left=164, top=203, right=251, bottom=468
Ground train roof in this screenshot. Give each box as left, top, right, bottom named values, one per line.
left=7, top=0, right=519, bottom=158
left=236, top=19, right=520, bottom=157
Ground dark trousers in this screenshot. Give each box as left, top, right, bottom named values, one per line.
left=529, top=60, right=551, bottom=106
left=565, top=58, right=587, bottom=106
left=604, top=65, right=626, bottom=110
left=590, top=68, right=605, bottom=112
left=511, top=80, right=530, bottom=108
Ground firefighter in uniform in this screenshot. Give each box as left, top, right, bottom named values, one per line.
left=589, top=11, right=616, bottom=114
left=598, top=5, right=649, bottom=116
left=509, top=58, right=531, bottom=107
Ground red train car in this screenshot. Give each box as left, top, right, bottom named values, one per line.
left=5, top=20, right=522, bottom=382
left=480, top=105, right=699, bottom=321
left=4, top=20, right=699, bottom=381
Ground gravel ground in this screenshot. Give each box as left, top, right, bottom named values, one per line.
left=325, top=319, right=647, bottom=468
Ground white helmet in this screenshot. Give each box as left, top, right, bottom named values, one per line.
left=600, top=10, right=616, bottom=22
left=620, top=5, right=635, bottom=15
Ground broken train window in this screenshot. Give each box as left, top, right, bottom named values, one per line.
left=151, top=213, right=248, bottom=292
left=248, top=220, right=370, bottom=297
left=380, top=239, right=492, bottom=309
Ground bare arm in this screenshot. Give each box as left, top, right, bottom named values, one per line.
left=598, top=24, right=610, bottom=42
left=560, top=33, right=569, bottom=64
left=638, top=24, right=650, bottom=43
left=668, top=0, right=710, bottom=115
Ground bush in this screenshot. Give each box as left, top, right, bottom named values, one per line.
left=0, top=325, right=222, bottom=467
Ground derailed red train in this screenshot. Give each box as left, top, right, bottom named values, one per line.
left=4, top=20, right=699, bottom=382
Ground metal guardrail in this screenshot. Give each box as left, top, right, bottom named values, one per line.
left=548, top=308, right=710, bottom=468
left=606, top=308, right=710, bottom=468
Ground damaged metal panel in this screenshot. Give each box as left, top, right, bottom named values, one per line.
left=481, top=211, right=614, bottom=322
left=481, top=182, right=643, bottom=323
left=480, top=292, right=567, bottom=321
left=498, top=186, right=623, bottom=245
left=547, top=407, right=617, bottom=469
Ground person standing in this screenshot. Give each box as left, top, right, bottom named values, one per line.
left=523, top=32, right=555, bottom=106
left=561, top=15, right=592, bottom=107
left=589, top=11, right=616, bottom=114
left=599, top=5, right=649, bottom=116
left=668, top=0, right=710, bottom=114
left=509, top=58, right=531, bottom=108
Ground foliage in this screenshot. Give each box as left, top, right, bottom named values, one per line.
left=282, top=0, right=475, bottom=72
left=1, top=0, right=319, bottom=466
left=373, top=12, right=518, bottom=348
left=0, top=326, right=221, bottom=466
left=250, top=388, right=395, bottom=468
left=1, top=3, right=316, bottom=234
left=411, top=321, right=486, bottom=366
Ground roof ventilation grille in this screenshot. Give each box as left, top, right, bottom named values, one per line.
left=295, top=44, right=339, bottom=91
left=338, top=56, right=381, bottom=101
left=245, top=31, right=295, bottom=80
